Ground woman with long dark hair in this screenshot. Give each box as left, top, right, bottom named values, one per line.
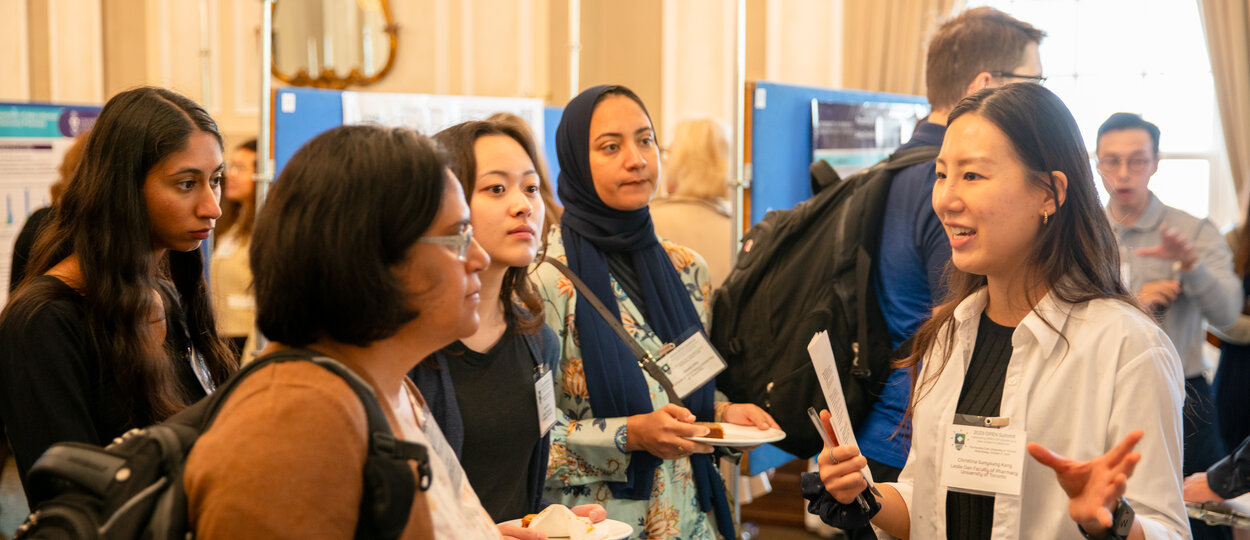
left=0, top=87, right=236, bottom=504
left=807, top=84, right=1188, bottom=539
left=532, top=85, right=777, bottom=539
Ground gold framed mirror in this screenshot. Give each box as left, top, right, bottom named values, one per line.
left=271, top=0, right=397, bottom=89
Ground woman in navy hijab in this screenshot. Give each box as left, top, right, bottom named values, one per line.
left=533, top=85, right=777, bottom=538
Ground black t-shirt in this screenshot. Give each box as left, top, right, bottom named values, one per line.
left=946, top=310, right=1014, bottom=539
left=444, top=330, right=541, bottom=522
left=0, top=275, right=207, bottom=503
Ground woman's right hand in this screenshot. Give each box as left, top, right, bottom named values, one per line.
left=625, top=404, right=714, bottom=459
left=818, top=443, right=870, bottom=504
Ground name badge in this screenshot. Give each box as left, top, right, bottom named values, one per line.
left=534, top=368, right=557, bottom=437
left=653, top=328, right=727, bottom=400
left=939, top=418, right=1026, bottom=497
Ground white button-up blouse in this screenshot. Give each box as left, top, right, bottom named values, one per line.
left=884, top=288, right=1190, bottom=539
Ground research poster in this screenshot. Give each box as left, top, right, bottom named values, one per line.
left=340, top=91, right=545, bottom=148
left=811, top=100, right=929, bottom=179
left=0, top=103, right=100, bottom=305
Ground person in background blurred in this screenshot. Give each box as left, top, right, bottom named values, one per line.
left=211, top=138, right=258, bottom=359
left=650, top=118, right=733, bottom=289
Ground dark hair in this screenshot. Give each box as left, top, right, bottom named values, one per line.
left=434, top=120, right=546, bottom=335
left=4, top=86, right=235, bottom=425
left=252, top=125, right=447, bottom=348
left=926, top=7, right=1046, bottom=111
left=901, top=83, right=1135, bottom=417
left=217, top=138, right=259, bottom=238
left=1096, top=112, right=1161, bottom=157
left=486, top=112, right=563, bottom=235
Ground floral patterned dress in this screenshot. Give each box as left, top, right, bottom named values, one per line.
left=533, top=226, right=727, bottom=540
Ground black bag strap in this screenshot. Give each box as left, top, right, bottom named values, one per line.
left=853, top=144, right=939, bottom=378
left=203, top=349, right=430, bottom=539
left=542, top=256, right=686, bottom=407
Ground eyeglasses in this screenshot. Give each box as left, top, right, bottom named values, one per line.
left=1097, top=156, right=1153, bottom=174
left=419, top=224, right=474, bottom=261
left=990, top=71, right=1047, bottom=85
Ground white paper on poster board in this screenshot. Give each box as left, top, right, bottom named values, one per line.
left=807, top=331, right=875, bottom=484
left=340, top=91, right=545, bottom=151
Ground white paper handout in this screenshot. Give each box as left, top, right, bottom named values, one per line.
left=807, top=331, right=876, bottom=485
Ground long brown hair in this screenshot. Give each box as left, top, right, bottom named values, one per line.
left=900, top=83, right=1135, bottom=417
left=434, top=120, right=547, bottom=334
left=4, top=87, right=236, bottom=425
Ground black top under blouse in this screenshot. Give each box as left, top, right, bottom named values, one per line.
left=444, top=328, right=541, bottom=522
left=945, top=310, right=1015, bottom=539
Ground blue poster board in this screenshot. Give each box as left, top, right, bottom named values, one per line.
left=749, top=82, right=927, bottom=224
left=273, top=88, right=344, bottom=177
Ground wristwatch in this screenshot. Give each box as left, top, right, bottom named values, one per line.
left=1078, top=497, right=1134, bottom=540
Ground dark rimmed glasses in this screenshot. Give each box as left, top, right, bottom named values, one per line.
left=991, top=71, right=1047, bottom=85
left=1096, top=156, right=1154, bottom=175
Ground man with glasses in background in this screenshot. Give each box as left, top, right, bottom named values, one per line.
left=1097, top=112, right=1240, bottom=540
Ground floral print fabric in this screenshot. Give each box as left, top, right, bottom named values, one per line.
left=534, top=226, right=722, bottom=539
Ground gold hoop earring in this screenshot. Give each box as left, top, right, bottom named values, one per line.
left=1043, top=211, right=1049, bottom=225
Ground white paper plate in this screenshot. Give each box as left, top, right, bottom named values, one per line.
left=499, top=517, right=633, bottom=540
left=684, top=423, right=787, bottom=446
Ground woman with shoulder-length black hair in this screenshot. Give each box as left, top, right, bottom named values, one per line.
left=184, top=124, right=507, bottom=538
left=0, top=87, right=236, bottom=503
left=808, top=83, right=1189, bottom=539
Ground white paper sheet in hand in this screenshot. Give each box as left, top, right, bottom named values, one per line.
left=807, top=331, right=876, bottom=485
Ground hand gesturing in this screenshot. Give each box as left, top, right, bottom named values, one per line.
left=1026, top=430, right=1143, bottom=535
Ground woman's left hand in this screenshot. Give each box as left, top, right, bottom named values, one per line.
left=1027, top=430, right=1143, bottom=536
left=720, top=403, right=779, bottom=450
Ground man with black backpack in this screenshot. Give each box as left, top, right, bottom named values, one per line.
left=850, top=5, right=1046, bottom=526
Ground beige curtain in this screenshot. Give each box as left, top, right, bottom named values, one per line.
left=1198, top=0, right=1250, bottom=198
left=842, top=0, right=964, bottom=96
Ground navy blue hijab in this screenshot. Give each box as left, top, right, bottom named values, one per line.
left=556, top=85, right=732, bottom=536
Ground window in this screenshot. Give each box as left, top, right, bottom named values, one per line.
left=967, top=0, right=1237, bottom=228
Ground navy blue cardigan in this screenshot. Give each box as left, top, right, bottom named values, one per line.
left=410, top=324, right=559, bottom=515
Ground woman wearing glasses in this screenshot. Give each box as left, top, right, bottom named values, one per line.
left=532, top=85, right=777, bottom=539
left=412, top=120, right=605, bottom=533
left=184, top=125, right=502, bottom=538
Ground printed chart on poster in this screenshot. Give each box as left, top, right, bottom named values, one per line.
left=811, top=99, right=929, bottom=179
left=0, top=103, right=99, bottom=305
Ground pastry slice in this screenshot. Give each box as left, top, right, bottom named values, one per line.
left=524, top=504, right=596, bottom=540
left=695, top=421, right=724, bottom=439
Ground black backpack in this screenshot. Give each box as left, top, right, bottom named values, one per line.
left=710, top=145, right=939, bottom=458
left=14, top=349, right=431, bottom=540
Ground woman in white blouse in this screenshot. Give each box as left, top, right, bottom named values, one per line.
left=808, top=83, right=1188, bottom=539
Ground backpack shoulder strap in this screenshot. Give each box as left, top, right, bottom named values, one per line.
left=883, top=145, right=940, bottom=171
left=201, top=348, right=430, bottom=540
left=851, top=144, right=940, bottom=378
